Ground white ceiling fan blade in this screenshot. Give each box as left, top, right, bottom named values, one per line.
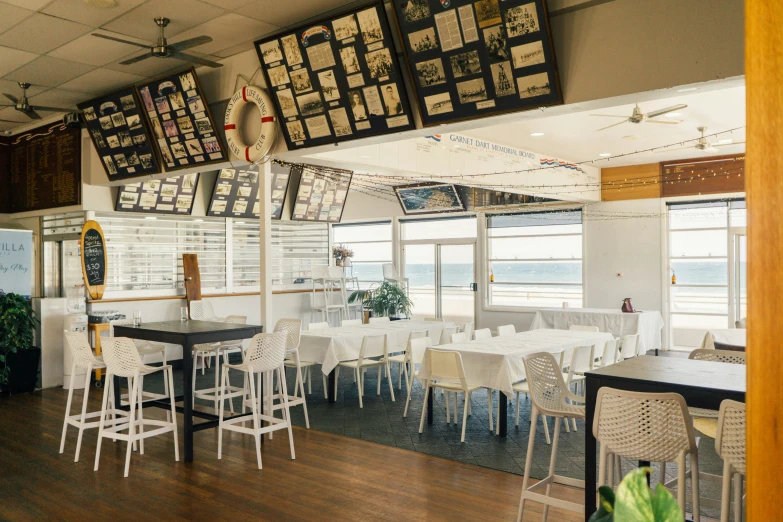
left=646, top=103, right=688, bottom=119
left=646, top=119, right=683, bottom=125
left=715, top=141, right=745, bottom=147
left=596, top=119, right=630, bottom=131
left=92, top=33, right=150, bottom=48
left=589, top=114, right=628, bottom=118
left=703, top=146, right=719, bottom=152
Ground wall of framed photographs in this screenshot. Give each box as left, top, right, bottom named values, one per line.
left=115, top=173, right=199, bottom=215
left=78, top=88, right=161, bottom=180
left=255, top=0, right=415, bottom=150
left=392, top=0, right=562, bottom=126
left=206, top=165, right=294, bottom=219
left=137, top=68, right=227, bottom=172
left=291, top=165, right=352, bottom=223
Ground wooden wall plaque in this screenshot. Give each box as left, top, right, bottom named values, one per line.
left=661, top=154, right=745, bottom=197
left=80, top=220, right=107, bottom=300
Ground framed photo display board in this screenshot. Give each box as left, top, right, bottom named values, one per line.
left=136, top=68, right=228, bottom=171
left=394, top=183, right=466, bottom=214
left=392, top=0, right=562, bottom=126
left=115, top=173, right=199, bottom=214
left=291, top=165, right=352, bottom=222
left=255, top=0, right=415, bottom=149
left=78, top=88, right=162, bottom=180
left=207, top=165, right=293, bottom=219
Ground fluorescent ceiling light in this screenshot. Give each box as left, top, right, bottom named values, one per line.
left=599, top=153, right=612, bottom=157
left=144, top=216, right=157, bottom=220
left=717, top=139, right=733, bottom=144
left=530, top=132, right=545, bottom=137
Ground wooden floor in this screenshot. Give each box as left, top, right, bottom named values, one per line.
left=0, top=387, right=585, bottom=522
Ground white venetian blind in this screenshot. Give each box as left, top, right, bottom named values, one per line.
left=271, top=221, right=329, bottom=289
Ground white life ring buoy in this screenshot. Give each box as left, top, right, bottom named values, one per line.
left=224, top=85, right=277, bottom=162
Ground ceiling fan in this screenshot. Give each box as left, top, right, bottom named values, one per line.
left=655, top=127, right=745, bottom=153
left=0, top=82, right=74, bottom=122
left=591, top=103, right=688, bottom=131
left=92, top=17, right=222, bottom=68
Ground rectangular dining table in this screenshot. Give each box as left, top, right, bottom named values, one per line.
left=584, top=356, right=746, bottom=521
left=113, top=320, right=264, bottom=463
left=419, top=329, right=614, bottom=436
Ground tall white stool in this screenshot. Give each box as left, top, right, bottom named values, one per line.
left=94, top=337, right=178, bottom=478
left=110, top=320, right=169, bottom=410
left=191, top=315, right=247, bottom=414
left=217, top=332, right=295, bottom=469
left=273, top=318, right=310, bottom=430
left=60, top=331, right=126, bottom=462
left=716, top=400, right=745, bottom=522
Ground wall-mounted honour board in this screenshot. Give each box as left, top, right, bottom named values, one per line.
left=393, top=0, right=562, bottom=126
left=115, top=173, right=199, bottom=215
left=78, top=87, right=162, bottom=180
left=255, top=0, right=415, bottom=149
left=137, top=68, right=228, bottom=172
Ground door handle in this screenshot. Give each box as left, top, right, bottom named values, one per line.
left=470, top=283, right=477, bottom=292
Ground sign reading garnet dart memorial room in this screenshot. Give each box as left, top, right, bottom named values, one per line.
left=80, top=220, right=107, bottom=300
left=0, top=229, right=32, bottom=298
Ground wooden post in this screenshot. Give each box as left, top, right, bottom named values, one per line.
left=746, top=1, right=782, bottom=519
left=182, top=254, right=201, bottom=316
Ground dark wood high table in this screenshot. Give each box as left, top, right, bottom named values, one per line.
left=584, top=356, right=746, bottom=521
left=113, top=320, right=264, bottom=463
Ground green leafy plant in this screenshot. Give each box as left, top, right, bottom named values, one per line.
left=589, top=468, right=683, bottom=522
left=348, top=281, right=413, bottom=318
left=0, top=292, right=39, bottom=386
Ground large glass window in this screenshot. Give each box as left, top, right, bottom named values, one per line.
left=487, top=210, right=583, bottom=308
left=332, top=221, right=392, bottom=287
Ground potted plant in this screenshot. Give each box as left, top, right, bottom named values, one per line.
left=589, top=467, right=682, bottom=522
left=348, top=281, right=413, bottom=320
left=332, top=244, right=354, bottom=267
left=0, top=291, right=40, bottom=394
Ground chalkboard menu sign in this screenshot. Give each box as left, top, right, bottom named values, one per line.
left=291, top=165, right=352, bottom=222
left=80, top=220, right=107, bottom=300
left=115, top=173, right=199, bottom=215
left=137, top=67, right=227, bottom=172
left=392, top=0, right=562, bottom=126
left=7, top=123, right=81, bottom=212
left=255, top=0, right=414, bottom=150
left=78, top=87, right=161, bottom=180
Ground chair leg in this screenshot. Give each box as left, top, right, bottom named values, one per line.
left=541, top=415, right=563, bottom=522
left=137, top=376, right=145, bottom=455
left=167, top=367, right=179, bottom=462
left=418, top=382, right=431, bottom=434
left=278, top=366, right=296, bottom=460
left=487, top=389, right=493, bottom=432
left=60, top=362, right=77, bottom=456
left=377, top=365, right=382, bottom=395
left=445, top=391, right=451, bottom=423
left=213, top=353, right=220, bottom=414
left=93, top=373, right=112, bottom=472
left=677, top=454, right=686, bottom=515
left=123, top=376, right=139, bottom=478
left=517, top=405, right=540, bottom=522
left=690, top=451, right=700, bottom=522
left=191, top=351, right=198, bottom=408
left=385, top=362, right=395, bottom=401
left=74, top=365, right=92, bottom=461
left=248, top=371, right=262, bottom=469
left=732, top=473, right=742, bottom=522
left=453, top=393, right=458, bottom=425
left=224, top=351, right=235, bottom=414
left=514, top=392, right=520, bottom=427
left=397, top=362, right=402, bottom=390
left=307, top=366, right=312, bottom=395
left=357, top=367, right=363, bottom=408
left=460, top=391, right=470, bottom=442
left=217, top=367, right=227, bottom=460
left=598, top=445, right=608, bottom=489
left=542, top=415, right=552, bottom=445
left=161, top=352, right=170, bottom=422
left=296, top=362, right=310, bottom=429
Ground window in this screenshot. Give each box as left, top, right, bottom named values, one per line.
left=271, top=221, right=329, bottom=289
left=487, top=210, right=583, bottom=308
left=333, top=221, right=392, bottom=288
left=401, top=216, right=477, bottom=240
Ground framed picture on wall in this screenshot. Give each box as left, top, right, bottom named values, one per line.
left=115, top=173, right=199, bottom=215
left=291, top=165, right=352, bottom=222
left=394, top=183, right=466, bottom=214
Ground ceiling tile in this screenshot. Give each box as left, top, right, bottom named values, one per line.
left=58, top=67, right=144, bottom=94
left=0, top=0, right=52, bottom=10
left=104, top=50, right=187, bottom=77
left=238, top=0, right=353, bottom=28
left=0, top=2, right=34, bottom=34
left=0, top=13, right=92, bottom=54
left=3, top=55, right=95, bottom=87
left=28, top=88, right=89, bottom=110
left=0, top=46, right=38, bottom=77
left=200, top=0, right=255, bottom=8
left=48, top=30, right=149, bottom=66
left=212, top=38, right=256, bottom=58
left=0, top=106, right=31, bottom=124
left=170, top=13, right=277, bottom=55
left=102, top=0, right=226, bottom=41
left=42, top=0, right=147, bottom=27
left=0, top=79, right=48, bottom=99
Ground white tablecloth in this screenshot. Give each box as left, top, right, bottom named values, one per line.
left=700, top=329, right=746, bottom=350
left=530, top=308, right=664, bottom=352
left=298, top=320, right=455, bottom=375
left=417, top=329, right=615, bottom=398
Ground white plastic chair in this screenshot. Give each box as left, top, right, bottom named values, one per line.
left=388, top=329, right=428, bottom=390
left=474, top=328, right=492, bottom=340
left=497, top=324, right=516, bottom=337
left=400, top=336, right=433, bottom=417
left=336, top=334, right=394, bottom=407
left=308, top=321, right=330, bottom=331
left=451, top=332, right=469, bottom=344
left=621, top=333, right=641, bottom=358
left=716, top=400, right=745, bottom=522
left=341, top=319, right=362, bottom=326
left=438, top=326, right=458, bottom=345
left=690, top=349, right=746, bottom=365
left=599, top=339, right=621, bottom=367
left=217, top=332, right=295, bottom=469
left=462, top=322, right=474, bottom=340
left=569, top=324, right=599, bottom=332
left=275, top=318, right=310, bottom=430
left=368, top=316, right=391, bottom=324
left=60, top=331, right=126, bottom=462
left=191, top=315, right=247, bottom=414
left=418, top=349, right=483, bottom=442
left=94, top=337, right=178, bottom=478
left=517, top=352, right=586, bottom=522
left=592, top=387, right=700, bottom=522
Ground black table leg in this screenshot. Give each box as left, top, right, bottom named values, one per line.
left=327, top=369, right=336, bottom=403
left=585, top=376, right=600, bottom=521
left=498, top=393, right=508, bottom=437
left=183, top=340, right=194, bottom=463
left=113, top=375, right=122, bottom=409
left=640, top=460, right=651, bottom=485
left=427, top=385, right=434, bottom=425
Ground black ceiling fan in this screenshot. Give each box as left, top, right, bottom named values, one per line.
left=0, top=82, right=74, bottom=122
left=92, top=17, right=222, bottom=68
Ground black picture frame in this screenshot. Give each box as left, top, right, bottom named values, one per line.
left=392, top=0, right=562, bottom=126
left=255, top=0, right=415, bottom=150
left=207, top=165, right=294, bottom=219
left=394, top=182, right=466, bottom=214
left=136, top=67, right=228, bottom=172
left=290, top=165, right=353, bottom=223
left=115, top=173, right=200, bottom=215
left=78, top=87, right=162, bottom=180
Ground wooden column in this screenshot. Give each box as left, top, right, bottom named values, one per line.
left=746, top=1, right=782, bottom=519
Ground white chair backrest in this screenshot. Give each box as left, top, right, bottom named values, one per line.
left=273, top=318, right=301, bottom=353
left=522, top=352, right=573, bottom=415
left=409, top=329, right=429, bottom=341
left=424, top=317, right=444, bottom=322
left=341, top=319, right=362, bottom=326
left=451, top=332, right=469, bottom=344
left=311, top=266, right=329, bottom=281
left=592, top=387, right=696, bottom=461
left=308, top=321, right=330, bottom=331
left=382, top=263, right=398, bottom=280
left=101, top=337, right=144, bottom=378
left=567, top=345, right=594, bottom=378
left=425, top=348, right=468, bottom=388
left=327, top=266, right=344, bottom=280
left=408, top=337, right=432, bottom=366
left=715, top=400, right=746, bottom=474
left=368, top=316, right=390, bottom=324
left=600, top=339, right=621, bottom=367
left=358, top=334, right=388, bottom=364
left=622, top=334, right=640, bottom=358
left=462, top=322, right=474, bottom=340
left=689, top=349, right=746, bottom=365
left=497, top=324, right=516, bottom=337
left=64, top=331, right=101, bottom=369
left=438, top=326, right=458, bottom=345
left=474, top=328, right=492, bottom=341
left=569, top=324, right=599, bottom=332
left=735, top=318, right=746, bottom=329
left=243, top=332, right=287, bottom=373
left=190, top=300, right=218, bottom=321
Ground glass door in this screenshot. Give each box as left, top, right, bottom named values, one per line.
left=730, top=231, right=747, bottom=324
left=404, top=244, right=437, bottom=319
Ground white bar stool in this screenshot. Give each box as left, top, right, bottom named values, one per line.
left=270, top=318, right=310, bottom=431
left=191, top=314, right=247, bottom=414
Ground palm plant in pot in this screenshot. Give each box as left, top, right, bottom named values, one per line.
left=0, top=292, right=40, bottom=394
left=348, top=281, right=413, bottom=320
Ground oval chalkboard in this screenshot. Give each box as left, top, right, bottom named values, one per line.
left=80, top=220, right=107, bottom=300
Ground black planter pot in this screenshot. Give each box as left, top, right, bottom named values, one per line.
left=4, top=348, right=40, bottom=395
